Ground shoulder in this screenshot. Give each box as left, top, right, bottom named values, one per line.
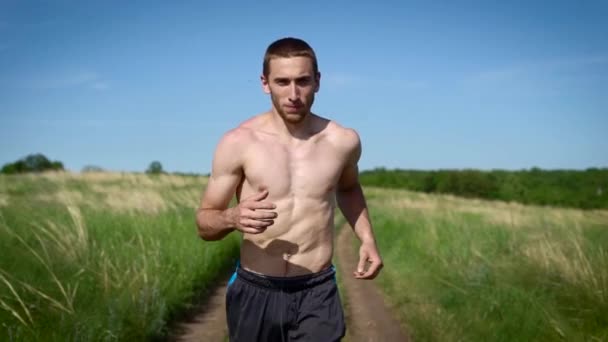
left=216, top=114, right=263, bottom=149
left=324, top=120, right=361, bottom=151
left=215, top=127, right=251, bottom=153
left=211, top=118, right=262, bottom=172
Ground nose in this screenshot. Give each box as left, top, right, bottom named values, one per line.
left=288, top=83, right=299, bottom=101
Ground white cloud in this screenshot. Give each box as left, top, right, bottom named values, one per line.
left=34, top=71, right=98, bottom=89
left=468, top=54, right=608, bottom=84
left=323, top=72, right=428, bottom=90
left=460, top=54, right=608, bottom=99
left=21, top=70, right=110, bottom=90
left=323, top=73, right=361, bottom=87
left=543, top=55, right=608, bottom=69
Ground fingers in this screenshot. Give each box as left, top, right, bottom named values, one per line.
left=243, top=190, right=276, bottom=210
left=353, top=248, right=383, bottom=279
left=249, top=201, right=277, bottom=210
left=247, top=209, right=277, bottom=220
left=239, top=226, right=268, bottom=234
left=240, top=218, right=273, bottom=228
left=356, top=255, right=367, bottom=275
left=245, top=189, right=269, bottom=202
left=238, top=218, right=273, bottom=234
left=236, top=190, right=277, bottom=234
left=355, top=260, right=383, bottom=279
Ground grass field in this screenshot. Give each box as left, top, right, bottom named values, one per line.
left=2, top=172, right=607, bottom=341
left=0, top=172, right=239, bottom=341
left=366, top=187, right=608, bottom=341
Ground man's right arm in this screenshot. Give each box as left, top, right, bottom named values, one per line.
left=196, top=129, right=277, bottom=241
left=196, top=130, right=244, bottom=241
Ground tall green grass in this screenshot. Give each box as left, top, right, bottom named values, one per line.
left=0, top=172, right=239, bottom=341
left=367, top=187, right=608, bottom=341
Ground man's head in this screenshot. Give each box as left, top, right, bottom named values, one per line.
left=262, top=37, right=319, bottom=78
left=261, top=37, right=321, bottom=124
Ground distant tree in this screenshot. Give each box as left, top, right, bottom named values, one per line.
left=1, top=161, right=23, bottom=174
left=422, top=173, right=437, bottom=192
left=1, top=153, right=64, bottom=174
left=146, top=161, right=164, bottom=174
left=82, top=165, right=105, bottom=173
left=50, top=161, right=63, bottom=170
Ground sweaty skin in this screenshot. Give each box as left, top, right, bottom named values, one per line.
left=197, top=56, right=382, bottom=278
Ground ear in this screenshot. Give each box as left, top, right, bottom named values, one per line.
left=314, top=72, right=321, bottom=93
left=261, top=74, right=270, bottom=94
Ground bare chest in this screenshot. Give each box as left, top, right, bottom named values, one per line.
left=242, top=138, right=346, bottom=199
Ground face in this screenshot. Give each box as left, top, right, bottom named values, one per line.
left=261, top=56, right=320, bottom=124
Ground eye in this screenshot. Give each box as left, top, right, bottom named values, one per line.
left=274, top=79, right=289, bottom=86
left=296, top=77, right=312, bottom=86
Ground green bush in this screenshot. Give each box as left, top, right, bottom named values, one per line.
left=359, top=168, right=608, bottom=209
left=146, top=161, right=164, bottom=174
left=1, top=153, right=64, bottom=174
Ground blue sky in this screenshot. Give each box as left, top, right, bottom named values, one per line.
left=1, top=1, right=607, bottom=173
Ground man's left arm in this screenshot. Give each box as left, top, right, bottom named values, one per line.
left=336, top=129, right=383, bottom=279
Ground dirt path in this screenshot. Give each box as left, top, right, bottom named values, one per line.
left=170, top=228, right=408, bottom=341
left=336, top=227, right=409, bottom=342
left=168, top=275, right=229, bottom=342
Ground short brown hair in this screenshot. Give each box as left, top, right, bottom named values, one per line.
left=263, top=37, right=319, bottom=77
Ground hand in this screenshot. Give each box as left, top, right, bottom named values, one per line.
left=231, top=190, right=277, bottom=234
left=354, top=241, right=383, bottom=279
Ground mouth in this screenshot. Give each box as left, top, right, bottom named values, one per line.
left=284, top=104, right=303, bottom=113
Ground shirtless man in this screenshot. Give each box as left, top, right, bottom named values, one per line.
left=196, top=37, right=382, bottom=342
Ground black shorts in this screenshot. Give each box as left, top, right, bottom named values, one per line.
left=225, top=264, right=346, bottom=342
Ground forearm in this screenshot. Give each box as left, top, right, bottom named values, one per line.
left=337, top=184, right=376, bottom=244
left=196, top=207, right=236, bottom=241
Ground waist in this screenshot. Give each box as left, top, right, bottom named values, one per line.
left=236, top=265, right=336, bottom=292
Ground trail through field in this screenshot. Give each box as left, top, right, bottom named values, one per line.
left=168, top=275, right=229, bottom=341
left=336, top=226, right=410, bottom=342
left=170, top=228, right=408, bottom=341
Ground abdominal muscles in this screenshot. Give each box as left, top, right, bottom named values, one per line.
left=240, top=192, right=336, bottom=277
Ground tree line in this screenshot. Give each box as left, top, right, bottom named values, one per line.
left=1, top=154, right=64, bottom=174
left=359, top=167, right=608, bottom=209
left=1, top=154, right=166, bottom=175
left=4, top=154, right=606, bottom=209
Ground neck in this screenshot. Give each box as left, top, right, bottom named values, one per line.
left=268, top=109, right=316, bottom=141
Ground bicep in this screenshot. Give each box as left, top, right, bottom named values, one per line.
left=338, top=160, right=359, bottom=191
left=199, top=134, right=244, bottom=210
left=200, top=173, right=242, bottom=210
left=338, top=130, right=362, bottom=191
